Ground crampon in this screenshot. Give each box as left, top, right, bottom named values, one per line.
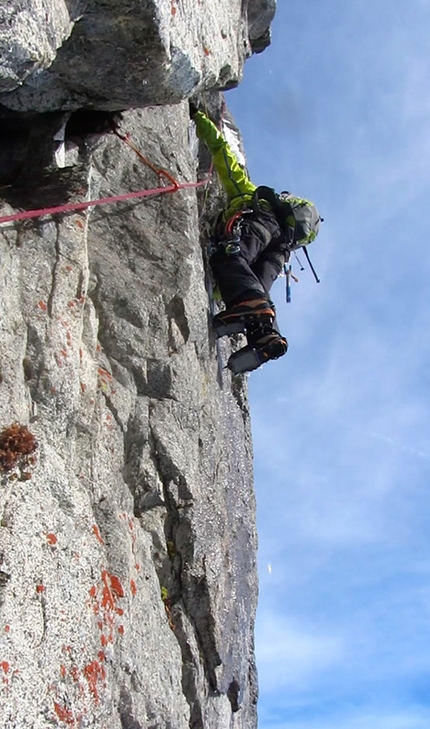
left=227, top=333, right=288, bottom=375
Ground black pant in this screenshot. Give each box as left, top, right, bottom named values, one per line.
left=210, top=210, right=288, bottom=308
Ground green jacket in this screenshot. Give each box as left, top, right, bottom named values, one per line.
left=193, top=110, right=257, bottom=222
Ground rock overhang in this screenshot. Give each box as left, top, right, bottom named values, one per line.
left=0, top=0, right=275, bottom=113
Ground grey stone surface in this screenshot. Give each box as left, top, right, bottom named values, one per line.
left=248, top=0, right=276, bottom=53
left=0, top=0, right=276, bottom=112
left=0, top=1, right=278, bottom=724
left=0, top=0, right=75, bottom=93
left=0, top=100, right=259, bottom=727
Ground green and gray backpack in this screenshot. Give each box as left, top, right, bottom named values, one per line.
left=253, top=185, right=321, bottom=250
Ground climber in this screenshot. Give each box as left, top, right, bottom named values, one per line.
left=189, top=100, right=321, bottom=375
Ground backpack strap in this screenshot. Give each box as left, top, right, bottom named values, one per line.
left=252, top=186, right=295, bottom=246
left=253, top=186, right=321, bottom=285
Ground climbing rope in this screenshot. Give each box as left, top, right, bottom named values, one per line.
left=0, top=180, right=209, bottom=226
left=0, top=127, right=210, bottom=226
left=112, top=128, right=180, bottom=189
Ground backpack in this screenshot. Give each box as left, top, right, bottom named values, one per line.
left=253, top=185, right=321, bottom=250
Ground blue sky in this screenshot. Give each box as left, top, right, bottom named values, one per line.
left=227, top=2, right=430, bottom=728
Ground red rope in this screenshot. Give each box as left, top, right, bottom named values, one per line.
left=0, top=120, right=212, bottom=225
left=0, top=178, right=209, bottom=226
left=113, top=130, right=180, bottom=189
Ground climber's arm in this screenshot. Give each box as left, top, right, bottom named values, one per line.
left=192, top=111, right=256, bottom=203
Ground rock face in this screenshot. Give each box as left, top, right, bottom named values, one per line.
left=0, top=0, right=274, bottom=112
left=0, top=2, right=276, bottom=727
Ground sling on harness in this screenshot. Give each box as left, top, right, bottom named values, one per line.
left=210, top=208, right=254, bottom=258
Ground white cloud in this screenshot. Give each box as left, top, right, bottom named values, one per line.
left=229, top=2, right=430, bottom=729
left=370, top=432, right=430, bottom=463
left=256, top=612, right=344, bottom=692
left=256, top=586, right=430, bottom=727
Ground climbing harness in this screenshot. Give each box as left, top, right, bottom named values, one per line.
left=221, top=211, right=242, bottom=254
left=209, top=208, right=256, bottom=258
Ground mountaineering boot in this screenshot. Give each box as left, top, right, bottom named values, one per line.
left=228, top=317, right=287, bottom=374
left=227, top=332, right=288, bottom=375
left=212, top=298, right=275, bottom=338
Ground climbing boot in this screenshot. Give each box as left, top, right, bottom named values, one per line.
left=227, top=333, right=288, bottom=375
left=212, top=298, right=275, bottom=338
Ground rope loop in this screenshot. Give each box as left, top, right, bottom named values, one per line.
left=0, top=126, right=210, bottom=226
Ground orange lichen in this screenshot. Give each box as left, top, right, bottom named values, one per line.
left=36, top=584, right=45, bottom=593
left=38, top=300, right=48, bottom=311
left=92, top=525, right=104, bottom=544
left=89, top=569, right=126, bottom=648
left=0, top=422, right=37, bottom=475
left=109, top=575, right=124, bottom=599
left=83, top=660, right=106, bottom=704
left=70, top=665, right=80, bottom=683
left=53, top=701, right=75, bottom=724
left=46, top=533, right=58, bottom=545
left=100, top=571, right=115, bottom=612
left=97, top=367, right=112, bottom=382
left=130, top=579, right=137, bottom=596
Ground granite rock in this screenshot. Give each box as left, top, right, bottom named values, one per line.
left=0, top=0, right=275, bottom=112
left=0, top=100, right=259, bottom=728
left=0, top=1, right=277, bottom=725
